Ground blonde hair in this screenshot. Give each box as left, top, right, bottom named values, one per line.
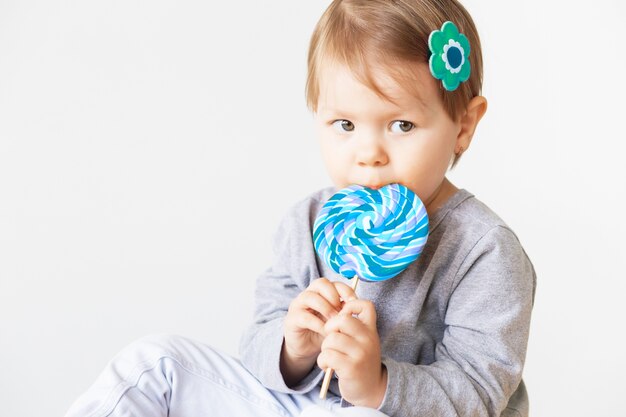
left=305, top=0, right=483, bottom=169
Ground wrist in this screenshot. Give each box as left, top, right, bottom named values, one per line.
left=359, top=364, right=388, bottom=409
left=280, top=339, right=318, bottom=387
left=283, top=340, right=316, bottom=361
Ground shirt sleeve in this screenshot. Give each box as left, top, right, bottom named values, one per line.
left=238, top=200, right=325, bottom=393
left=377, top=225, right=537, bottom=417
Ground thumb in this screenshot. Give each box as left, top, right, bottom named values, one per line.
left=339, top=299, right=377, bottom=329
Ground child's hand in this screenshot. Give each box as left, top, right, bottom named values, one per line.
left=317, top=299, right=387, bottom=409
left=281, top=278, right=357, bottom=385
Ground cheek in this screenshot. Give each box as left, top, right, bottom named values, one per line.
left=319, top=137, right=336, bottom=165
left=415, top=127, right=457, bottom=165
left=318, top=137, right=346, bottom=177
left=393, top=132, right=454, bottom=194
left=395, top=135, right=447, bottom=167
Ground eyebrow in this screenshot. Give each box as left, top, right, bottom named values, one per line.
left=319, top=108, right=357, bottom=118
left=320, top=103, right=426, bottom=119
left=319, top=94, right=430, bottom=118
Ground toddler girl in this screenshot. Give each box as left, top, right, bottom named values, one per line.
left=65, top=1, right=536, bottom=416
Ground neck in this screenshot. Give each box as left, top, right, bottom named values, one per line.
left=425, top=178, right=458, bottom=216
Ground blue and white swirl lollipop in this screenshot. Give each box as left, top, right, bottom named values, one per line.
left=313, top=183, right=429, bottom=282
left=313, top=183, right=429, bottom=399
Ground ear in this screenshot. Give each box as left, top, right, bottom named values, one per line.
left=455, top=96, right=488, bottom=153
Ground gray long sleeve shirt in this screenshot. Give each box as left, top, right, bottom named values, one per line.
left=239, top=187, right=536, bottom=417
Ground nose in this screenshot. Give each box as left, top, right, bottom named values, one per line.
left=356, top=135, right=388, bottom=167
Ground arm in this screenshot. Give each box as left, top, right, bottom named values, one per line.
left=239, top=198, right=356, bottom=393
left=378, top=226, right=536, bottom=417
left=239, top=265, right=322, bottom=393
left=238, top=201, right=322, bottom=392
left=280, top=338, right=318, bottom=387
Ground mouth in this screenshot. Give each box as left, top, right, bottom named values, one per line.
left=359, top=182, right=408, bottom=191
left=362, top=183, right=385, bottom=190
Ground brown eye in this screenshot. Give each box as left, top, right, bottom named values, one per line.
left=390, top=120, right=414, bottom=133
left=332, top=119, right=355, bottom=132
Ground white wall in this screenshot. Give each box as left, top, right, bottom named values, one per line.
left=0, top=1, right=624, bottom=416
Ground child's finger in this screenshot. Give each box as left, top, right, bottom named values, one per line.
left=332, top=281, right=358, bottom=303
left=291, top=310, right=326, bottom=335
left=320, top=330, right=360, bottom=358
left=339, top=299, right=377, bottom=328
left=295, top=291, right=339, bottom=321
left=324, top=313, right=369, bottom=342
left=317, top=345, right=350, bottom=373
left=308, top=278, right=343, bottom=310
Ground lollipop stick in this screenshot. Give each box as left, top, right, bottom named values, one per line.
left=319, top=276, right=360, bottom=399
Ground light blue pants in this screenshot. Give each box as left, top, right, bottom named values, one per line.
left=64, top=334, right=390, bottom=417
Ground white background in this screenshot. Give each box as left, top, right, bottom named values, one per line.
left=1, top=1, right=625, bottom=416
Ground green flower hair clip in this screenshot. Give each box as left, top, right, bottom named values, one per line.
left=428, top=21, right=471, bottom=91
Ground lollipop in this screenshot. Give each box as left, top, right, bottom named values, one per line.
left=312, top=183, right=429, bottom=398
left=313, top=183, right=429, bottom=282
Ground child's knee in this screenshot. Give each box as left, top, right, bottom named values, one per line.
left=130, top=333, right=189, bottom=352
left=117, top=333, right=230, bottom=371
left=112, top=333, right=189, bottom=368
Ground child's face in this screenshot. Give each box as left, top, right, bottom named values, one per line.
left=314, top=61, right=461, bottom=205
